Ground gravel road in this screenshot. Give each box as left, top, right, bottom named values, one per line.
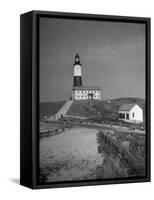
left=40, top=127, right=103, bottom=182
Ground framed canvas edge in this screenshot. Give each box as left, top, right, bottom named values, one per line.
left=20, top=12, right=33, bottom=188
left=21, top=10, right=151, bottom=189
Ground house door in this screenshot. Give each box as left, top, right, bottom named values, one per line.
left=88, top=93, right=94, bottom=99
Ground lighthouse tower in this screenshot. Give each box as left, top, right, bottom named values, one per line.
left=73, top=54, right=82, bottom=87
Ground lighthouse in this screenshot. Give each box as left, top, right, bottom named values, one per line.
left=72, top=54, right=101, bottom=100
left=73, top=54, right=82, bottom=87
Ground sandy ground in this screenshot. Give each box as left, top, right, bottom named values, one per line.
left=40, top=128, right=103, bottom=182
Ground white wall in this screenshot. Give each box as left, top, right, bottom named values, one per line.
left=74, top=64, right=82, bottom=76
left=130, top=105, right=143, bottom=122
left=0, top=0, right=153, bottom=200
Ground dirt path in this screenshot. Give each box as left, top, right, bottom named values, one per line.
left=40, top=128, right=103, bottom=182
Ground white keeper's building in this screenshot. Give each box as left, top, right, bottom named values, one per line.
left=72, top=54, right=101, bottom=100
left=72, top=86, right=101, bottom=100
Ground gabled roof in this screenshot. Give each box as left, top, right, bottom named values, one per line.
left=119, top=104, right=138, bottom=111
left=73, top=86, right=100, bottom=90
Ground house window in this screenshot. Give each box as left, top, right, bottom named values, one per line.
left=119, top=113, right=122, bottom=119
left=119, top=113, right=125, bottom=119
left=126, top=113, right=129, bottom=120
left=132, top=113, right=135, bottom=118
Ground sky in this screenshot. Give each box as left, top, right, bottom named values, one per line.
left=40, top=17, right=145, bottom=102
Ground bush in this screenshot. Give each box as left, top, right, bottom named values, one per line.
left=96, top=130, right=145, bottom=178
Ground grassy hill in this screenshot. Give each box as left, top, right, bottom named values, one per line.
left=40, top=101, right=65, bottom=120
left=67, top=100, right=118, bottom=120
left=67, top=98, right=145, bottom=121
left=40, top=98, right=145, bottom=124
left=110, top=98, right=145, bottom=109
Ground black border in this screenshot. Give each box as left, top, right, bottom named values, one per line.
left=22, top=10, right=151, bottom=189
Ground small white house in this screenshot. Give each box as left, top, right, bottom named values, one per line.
left=119, top=104, right=143, bottom=124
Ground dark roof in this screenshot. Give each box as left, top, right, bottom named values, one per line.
left=119, top=104, right=139, bottom=111
left=73, top=86, right=100, bottom=90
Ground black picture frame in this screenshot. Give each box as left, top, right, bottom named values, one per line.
left=20, top=10, right=151, bottom=189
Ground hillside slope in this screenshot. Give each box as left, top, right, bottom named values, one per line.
left=40, top=98, right=145, bottom=123
left=66, top=100, right=118, bottom=120
left=67, top=97, right=145, bottom=123
left=40, top=101, right=65, bottom=120
left=111, top=98, right=145, bottom=109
